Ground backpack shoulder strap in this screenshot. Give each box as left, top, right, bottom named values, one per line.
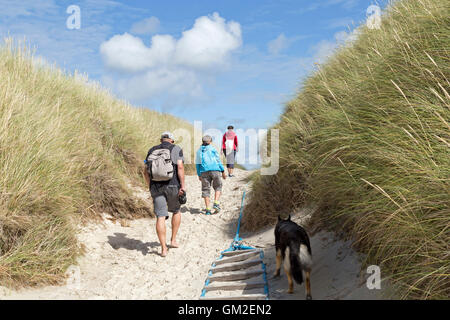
left=147, top=143, right=162, bottom=158
left=165, top=143, right=176, bottom=167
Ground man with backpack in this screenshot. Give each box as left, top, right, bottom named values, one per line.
left=222, top=125, right=238, bottom=177
left=144, top=132, right=186, bottom=257
left=196, top=135, right=226, bottom=215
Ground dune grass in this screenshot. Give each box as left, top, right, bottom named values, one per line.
left=243, top=0, right=449, bottom=299
left=0, top=39, right=195, bottom=288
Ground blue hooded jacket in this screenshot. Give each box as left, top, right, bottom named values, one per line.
left=196, top=144, right=225, bottom=176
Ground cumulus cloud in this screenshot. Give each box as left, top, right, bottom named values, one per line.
left=130, top=16, right=160, bottom=35
left=100, top=33, right=176, bottom=73
left=174, top=12, right=242, bottom=69
left=100, top=12, right=242, bottom=106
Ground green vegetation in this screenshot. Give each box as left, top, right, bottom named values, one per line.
left=243, top=0, right=449, bottom=299
left=0, top=40, right=194, bottom=287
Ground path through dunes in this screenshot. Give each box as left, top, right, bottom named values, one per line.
left=0, top=169, right=386, bottom=299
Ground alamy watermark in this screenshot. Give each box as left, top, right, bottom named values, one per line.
left=366, top=5, right=382, bottom=30
left=66, top=4, right=382, bottom=31
left=66, top=5, right=81, bottom=30
left=170, top=121, right=279, bottom=175
left=366, top=265, right=382, bottom=290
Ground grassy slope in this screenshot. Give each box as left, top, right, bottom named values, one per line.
left=0, top=41, right=195, bottom=287
left=243, top=0, right=449, bottom=299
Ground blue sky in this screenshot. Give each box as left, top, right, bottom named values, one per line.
left=0, top=0, right=387, bottom=132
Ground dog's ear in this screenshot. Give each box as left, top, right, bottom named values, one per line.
left=288, top=214, right=291, bottom=221
left=278, top=215, right=282, bottom=221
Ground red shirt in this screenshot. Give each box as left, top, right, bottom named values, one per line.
left=222, top=131, right=238, bottom=150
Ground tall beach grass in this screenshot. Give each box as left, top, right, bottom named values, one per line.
left=0, top=39, right=195, bottom=287
left=244, top=0, right=449, bottom=299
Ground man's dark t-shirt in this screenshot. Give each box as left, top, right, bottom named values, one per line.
left=146, top=141, right=184, bottom=192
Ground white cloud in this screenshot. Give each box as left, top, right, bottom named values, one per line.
left=100, top=12, right=242, bottom=106
left=312, top=29, right=359, bottom=64
left=174, top=12, right=242, bottom=69
left=268, top=33, right=288, bottom=55
left=0, top=0, right=58, bottom=18
left=100, top=33, right=177, bottom=73
left=101, top=12, right=241, bottom=73
left=0, top=0, right=145, bottom=80
left=104, top=68, right=204, bottom=102
left=130, top=16, right=160, bottom=35
left=335, top=29, right=359, bottom=43
left=312, top=40, right=336, bottom=64
left=100, top=33, right=152, bottom=72
left=267, top=33, right=310, bottom=56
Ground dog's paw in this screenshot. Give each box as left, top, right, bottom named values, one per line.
left=287, top=288, right=294, bottom=294
left=272, top=272, right=280, bottom=279
left=306, top=295, right=312, bottom=300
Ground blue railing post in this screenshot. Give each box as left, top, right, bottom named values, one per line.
left=234, top=190, right=246, bottom=243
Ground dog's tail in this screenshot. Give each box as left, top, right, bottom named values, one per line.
left=289, top=242, right=303, bottom=284
left=289, top=242, right=313, bottom=285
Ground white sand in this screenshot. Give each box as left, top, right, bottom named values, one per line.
left=0, top=169, right=388, bottom=300
left=241, top=211, right=388, bottom=300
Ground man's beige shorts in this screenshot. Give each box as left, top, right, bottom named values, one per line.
left=200, top=171, right=223, bottom=198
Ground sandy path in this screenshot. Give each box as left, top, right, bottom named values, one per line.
left=241, top=210, right=387, bottom=300
left=0, top=168, right=387, bottom=300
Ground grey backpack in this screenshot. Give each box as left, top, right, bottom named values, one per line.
left=146, top=145, right=175, bottom=181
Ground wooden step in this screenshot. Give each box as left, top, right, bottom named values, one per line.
left=215, top=251, right=261, bottom=265
left=211, top=259, right=262, bottom=273
left=200, top=293, right=267, bottom=300
left=204, top=280, right=266, bottom=292
left=208, top=269, right=264, bottom=282
left=221, top=249, right=261, bottom=257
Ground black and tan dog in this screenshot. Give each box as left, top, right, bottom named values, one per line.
left=273, top=214, right=312, bottom=299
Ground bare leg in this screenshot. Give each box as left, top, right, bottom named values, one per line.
left=273, top=248, right=282, bottom=277
left=214, top=190, right=221, bottom=202
left=204, top=196, right=210, bottom=209
left=284, top=264, right=294, bottom=294
left=170, top=212, right=181, bottom=248
left=305, top=271, right=312, bottom=300
left=156, top=217, right=168, bottom=257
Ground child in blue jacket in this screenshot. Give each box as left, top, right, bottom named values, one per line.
left=196, top=135, right=227, bottom=215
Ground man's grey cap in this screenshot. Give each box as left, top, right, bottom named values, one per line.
left=202, top=135, right=212, bottom=143
left=161, top=131, right=174, bottom=140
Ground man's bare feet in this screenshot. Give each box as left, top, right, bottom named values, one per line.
left=169, top=240, right=179, bottom=248
left=160, top=246, right=168, bottom=257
